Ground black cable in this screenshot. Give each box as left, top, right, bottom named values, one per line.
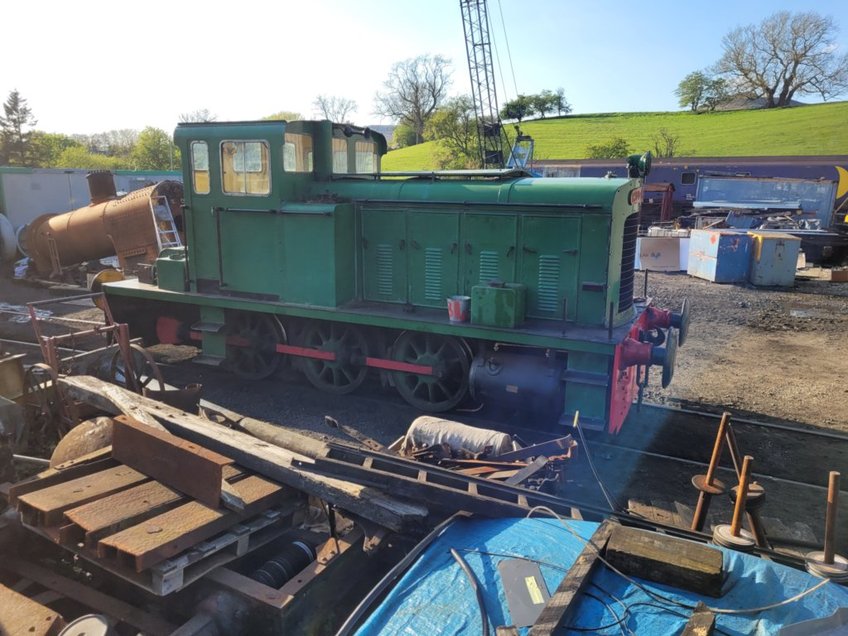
left=450, top=548, right=490, bottom=636
left=564, top=591, right=629, bottom=635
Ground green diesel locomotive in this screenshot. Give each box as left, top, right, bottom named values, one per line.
left=103, top=120, right=688, bottom=433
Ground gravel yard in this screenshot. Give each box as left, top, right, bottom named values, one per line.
left=646, top=272, right=848, bottom=431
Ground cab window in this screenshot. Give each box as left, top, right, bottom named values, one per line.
left=332, top=138, right=349, bottom=174
left=221, top=141, right=270, bottom=195
left=355, top=140, right=377, bottom=173
left=283, top=133, right=313, bottom=173
left=191, top=141, right=210, bottom=194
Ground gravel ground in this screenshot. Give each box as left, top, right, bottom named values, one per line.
left=645, top=272, right=848, bottom=431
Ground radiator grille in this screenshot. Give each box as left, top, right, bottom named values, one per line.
left=478, top=250, right=499, bottom=284
left=424, top=248, right=443, bottom=301
left=619, top=215, right=638, bottom=311
left=376, top=244, right=393, bottom=296
left=537, top=255, right=561, bottom=313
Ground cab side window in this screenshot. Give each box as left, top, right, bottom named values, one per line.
left=355, top=140, right=377, bottom=173
left=221, top=141, right=271, bottom=195
left=191, top=141, right=210, bottom=194
left=283, top=133, right=314, bottom=173
left=332, top=138, right=349, bottom=174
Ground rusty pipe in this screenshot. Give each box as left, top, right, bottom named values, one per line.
left=730, top=455, right=753, bottom=537
left=824, top=471, right=841, bottom=564
left=690, top=412, right=731, bottom=532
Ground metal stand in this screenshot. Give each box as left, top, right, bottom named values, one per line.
left=806, top=471, right=848, bottom=582
left=713, top=455, right=756, bottom=551
left=690, top=412, right=730, bottom=532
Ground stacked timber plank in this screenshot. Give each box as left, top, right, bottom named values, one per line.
left=5, top=419, right=304, bottom=595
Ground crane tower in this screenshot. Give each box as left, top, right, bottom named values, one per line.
left=460, top=0, right=504, bottom=167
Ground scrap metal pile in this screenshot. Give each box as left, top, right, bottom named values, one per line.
left=0, top=299, right=586, bottom=633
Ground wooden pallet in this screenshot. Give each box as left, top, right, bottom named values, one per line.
left=11, top=455, right=305, bottom=595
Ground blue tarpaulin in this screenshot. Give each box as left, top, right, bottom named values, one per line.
left=355, top=518, right=848, bottom=635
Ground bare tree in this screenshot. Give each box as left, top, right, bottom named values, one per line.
left=715, top=11, right=848, bottom=107
left=652, top=129, right=681, bottom=158
left=179, top=108, right=217, bottom=123
left=374, top=54, right=452, bottom=144
left=313, top=95, right=357, bottom=123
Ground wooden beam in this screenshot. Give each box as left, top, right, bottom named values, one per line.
left=6, top=457, right=118, bottom=506
left=60, top=376, right=428, bottom=533
left=0, top=557, right=176, bottom=635
left=112, top=415, right=232, bottom=508
left=0, top=582, right=65, bottom=636
left=97, top=474, right=290, bottom=571
left=16, top=465, right=148, bottom=527
left=528, top=520, right=616, bottom=636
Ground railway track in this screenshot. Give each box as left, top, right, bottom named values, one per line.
left=607, top=403, right=848, bottom=491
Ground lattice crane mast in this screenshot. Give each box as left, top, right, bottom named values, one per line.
left=460, top=0, right=505, bottom=168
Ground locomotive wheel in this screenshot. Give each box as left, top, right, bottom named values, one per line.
left=21, top=363, right=64, bottom=448
left=226, top=312, right=285, bottom=380
left=391, top=332, right=470, bottom=412
left=108, top=344, right=166, bottom=393
left=300, top=322, right=369, bottom=394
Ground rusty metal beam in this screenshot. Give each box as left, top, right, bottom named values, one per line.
left=112, top=415, right=233, bottom=508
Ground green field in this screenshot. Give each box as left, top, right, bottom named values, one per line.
left=382, top=101, right=848, bottom=171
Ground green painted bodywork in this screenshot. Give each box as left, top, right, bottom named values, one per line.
left=106, top=120, right=644, bottom=426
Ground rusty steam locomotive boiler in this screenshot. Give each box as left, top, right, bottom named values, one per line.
left=18, top=172, right=184, bottom=276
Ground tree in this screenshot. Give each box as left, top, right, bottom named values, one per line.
left=262, top=111, right=303, bottom=121
left=676, top=71, right=710, bottom=111
left=131, top=127, right=178, bottom=170
left=29, top=132, right=82, bottom=167
left=500, top=94, right=535, bottom=122
left=179, top=109, right=217, bottom=123
left=0, top=90, right=37, bottom=165
left=424, top=95, right=479, bottom=168
left=585, top=137, right=630, bottom=159
left=652, top=129, right=681, bottom=158
left=374, top=54, right=452, bottom=145
left=391, top=122, right=417, bottom=148
left=56, top=146, right=125, bottom=170
left=715, top=11, right=848, bottom=107
left=552, top=88, right=572, bottom=116
left=313, top=95, right=357, bottom=123
left=676, top=71, right=729, bottom=111
left=531, top=90, right=558, bottom=118
left=701, top=77, right=729, bottom=111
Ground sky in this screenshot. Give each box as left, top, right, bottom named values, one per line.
left=3, top=0, right=848, bottom=136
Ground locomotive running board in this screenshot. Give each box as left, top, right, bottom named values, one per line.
left=292, top=442, right=583, bottom=519
left=189, top=330, right=435, bottom=376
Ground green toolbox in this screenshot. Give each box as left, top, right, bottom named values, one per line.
left=471, top=283, right=527, bottom=328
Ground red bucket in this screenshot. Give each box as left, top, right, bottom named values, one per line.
left=447, top=295, right=471, bottom=323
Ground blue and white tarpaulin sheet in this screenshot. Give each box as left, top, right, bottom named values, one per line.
left=355, top=518, right=848, bottom=635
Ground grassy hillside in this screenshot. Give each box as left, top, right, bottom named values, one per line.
left=382, top=101, right=848, bottom=171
